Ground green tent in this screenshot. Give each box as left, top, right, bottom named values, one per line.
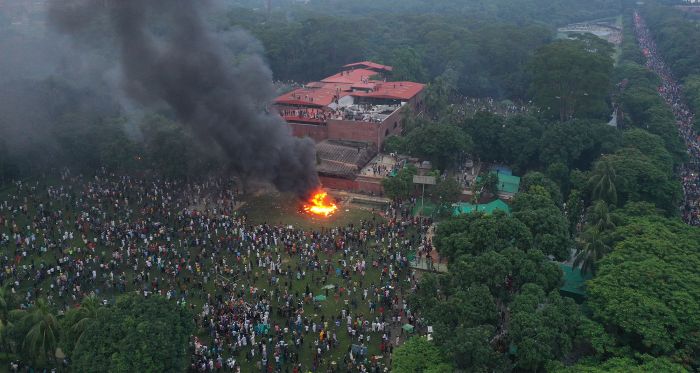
left=559, top=263, right=592, bottom=302
left=314, top=294, right=328, bottom=301
left=453, top=199, right=511, bottom=216
left=402, top=324, right=415, bottom=333
left=495, top=172, right=520, bottom=195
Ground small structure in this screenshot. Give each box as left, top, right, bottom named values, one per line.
left=480, top=168, right=521, bottom=200
left=495, top=172, right=520, bottom=200
left=453, top=199, right=511, bottom=216
left=558, top=263, right=592, bottom=303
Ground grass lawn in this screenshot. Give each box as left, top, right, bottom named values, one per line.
left=239, top=192, right=384, bottom=231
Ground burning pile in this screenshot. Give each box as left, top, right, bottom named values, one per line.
left=303, top=190, right=338, bottom=217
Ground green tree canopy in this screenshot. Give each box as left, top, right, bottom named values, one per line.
left=512, top=188, right=572, bottom=260
left=70, top=294, right=194, bottom=372
left=435, top=212, right=532, bottom=261
left=381, top=164, right=417, bottom=201
left=530, top=39, right=613, bottom=121
left=403, top=123, right=472, bottom=170
left=587, top=216, right=700, bottom=365
left=509, top=284, right=582, bottom=371
left=594, top=148, right=682, bottom=213
left=392, top=336, right=453, bottom=373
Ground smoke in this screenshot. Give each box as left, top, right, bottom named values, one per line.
left=48, top=0, right=319, bottom=196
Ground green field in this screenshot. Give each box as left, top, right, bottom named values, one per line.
left=239, top=192, right=385, bottom=230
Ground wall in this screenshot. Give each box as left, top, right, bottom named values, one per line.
left=288, top=122, right=328, bottom=143
left=375, top=108, right=405, bottom=149
left=327, top=107, right=407, bottom=151
left=319, top=175, right=358, bottom=191
left=327, top=119, right=379, bottom=147
left=319, top=175, right=385, bottom=194
left=356, top=176, right=384, bottom=195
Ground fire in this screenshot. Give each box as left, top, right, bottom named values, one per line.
left=303, top=190, right=338, bottom=217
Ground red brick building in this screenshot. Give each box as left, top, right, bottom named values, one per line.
left=273, top=62, right=425, bottom=193
left=274, top=61, right=426, bottom=151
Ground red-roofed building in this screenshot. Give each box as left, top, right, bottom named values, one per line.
left=342, top=61, right=394, bottom=73
left=273, top=61, right=426, bottom=151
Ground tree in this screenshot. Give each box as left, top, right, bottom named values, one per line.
left=435, top=212, right=532, bottom=261
left=521, top=172, right=563, bottom=206
left=449, top=248, right=562, bottom=301
left=423, top=69, right=458, bottom=119
left=622, top=128, right=674, bottom=173
left=477, top=172, right=499, bottom=197
left=71, top=294, right=194, bottom=372
left=462, top=112, right=506, bottom=162
left=553, top=356, right=688, bottom=373
left=61, top=295, right=102, bottom=356
left=586, top=200, right=616, bottom=233
left=382, top=135, right=406, bottom=154
left=403, top=123, right=472, bottom=170
left=509, top=284, right=581, bottom=371
left=596, top=148, right=682, bottom=213
left=391, top=47, right=427, bottom=82
left=9, top=299, right=59, bottom=366
left=566, top=189, right=584, bottom=233
left=588, top=159, right=617, bottom=205
left=0, top=284, right=15, bottom=352
left=512, top=188, right=571, bottom=260
left=530, top=39, right=613, bottom=121
left=587, top=216, right=700, bottom=366
left=573, top=227, right=610, bottom=275
left=392, top=337, right=452, bottom=373
left=430, top=177, right=462, bottom=213
left=382, top=165, right=417, bottom=201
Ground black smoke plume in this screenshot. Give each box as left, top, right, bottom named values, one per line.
left=48, top=0, right=319, bottom=196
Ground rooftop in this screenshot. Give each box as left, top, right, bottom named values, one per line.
left=274, top=62, right=425, bottom=125
left=496, top=172, right=521, bottom=195
left=322, top=69, right=379, bottom=85
left=351, top=81, right=425, bottom=101
left=559, top=263, right=592, bottom=299
left=316, top=140, right=377, bottom=178
left=343, top=61, right=394, bottom=72
left=275, top=86, right=342, bottom=107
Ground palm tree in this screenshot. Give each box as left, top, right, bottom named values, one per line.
left=573, top=228, right=611, bottom=275
left=589, top=159, right=618, bottom=205
left=587, top=200, right=616, bottom=233
left=10, top=299, right=59, bottom=365
left=0, top=284, right=14, bottom=352
left=69, top=294, right=100, bottom=346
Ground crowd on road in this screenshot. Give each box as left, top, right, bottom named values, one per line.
left=0, top=170, right=432, bottom=372
left=635, top=12, right=700, bottom=226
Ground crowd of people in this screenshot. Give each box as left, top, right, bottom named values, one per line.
left=635, top=12, right=700, bottom=226
left=454, top=97, right=534, bottom=119
left=0, top=170, right=432, bottom=372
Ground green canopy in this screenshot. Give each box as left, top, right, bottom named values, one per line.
left=313, top=295, right=327, bottom=301
left=402, top=324, right=415, bottom=333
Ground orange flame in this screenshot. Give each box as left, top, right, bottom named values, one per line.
left=303, top=190, right=338, bottom=217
